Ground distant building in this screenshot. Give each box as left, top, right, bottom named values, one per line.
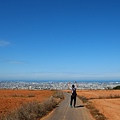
left=28, top=85, right=32, bottom=90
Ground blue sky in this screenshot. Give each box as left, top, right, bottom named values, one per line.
left=0, top=0, right=120, bottom=81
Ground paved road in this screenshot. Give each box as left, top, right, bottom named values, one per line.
left=41, top=92, right=93, bottom=120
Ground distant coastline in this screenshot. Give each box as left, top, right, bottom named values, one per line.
left=0, top=79, right=120, bottom=83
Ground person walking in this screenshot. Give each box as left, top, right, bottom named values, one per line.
left=68, top=83, right=77, bottom=108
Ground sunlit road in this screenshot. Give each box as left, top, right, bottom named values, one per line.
left=41, top=92, right=93, bottom=120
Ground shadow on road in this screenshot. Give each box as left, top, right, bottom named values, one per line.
left=75, top=105, right=84, bottom=108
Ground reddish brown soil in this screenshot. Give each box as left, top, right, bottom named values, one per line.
left=0, top=89, right=54, bottom=116
left=76, top=90, right=120, bottom=120
left=91, top=98, right=120, bottom=120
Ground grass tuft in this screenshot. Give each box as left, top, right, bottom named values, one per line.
left=53, top=90, right=64, bottom=99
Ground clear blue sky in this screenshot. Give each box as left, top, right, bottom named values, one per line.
left=0, top=0, right=120, bottom=81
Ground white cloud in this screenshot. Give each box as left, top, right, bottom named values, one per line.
left=0, top=40, right=10, bottom=46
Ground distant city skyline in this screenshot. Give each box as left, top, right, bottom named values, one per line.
left=0, top=0, right=120, bottom=81
left=0, top=80, right=120, bottom=90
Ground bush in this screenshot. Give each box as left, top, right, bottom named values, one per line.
left=53, top=90, right=64, bottom=99
left=0, top=91, right=64, bottom=120
left=78, top=95, right=107, bottom=120
left=78, top=96, right=89, bottom=103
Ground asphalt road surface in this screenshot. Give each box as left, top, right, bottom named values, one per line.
left=41, top=92, right=93, bottom=120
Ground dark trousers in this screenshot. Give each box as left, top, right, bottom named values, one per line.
left=70, top=95, right=76, bottom=107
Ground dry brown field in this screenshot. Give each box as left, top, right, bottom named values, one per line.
left=0, top=89, right=55, bottom=117
left=77, top=90, right=120, bottom=120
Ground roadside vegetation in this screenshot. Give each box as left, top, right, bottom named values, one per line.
left=78, top=95, right=107, bottom=120
left=0, top=90, right=64, bottom=120
left=78, top=92, right=120, bottom=120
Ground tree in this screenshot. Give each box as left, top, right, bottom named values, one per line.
left=113, top=86, right=120, bottom=90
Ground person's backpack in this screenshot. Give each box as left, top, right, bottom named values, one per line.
left=72, top=88, right=77, bottom=97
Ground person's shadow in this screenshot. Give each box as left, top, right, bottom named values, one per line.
left=75, top=105, right=84, bottom=108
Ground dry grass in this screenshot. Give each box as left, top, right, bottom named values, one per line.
left=77, top=90, right=120, bottom=99
left=0, top=90, right=64, bottom=120
left=98, top=94, right=120, bottom=99
left=78, top=95, right=107, bottom=120
left=53, top=90, right=64, bottom=99
left=0, top=90, right=54, bottom=116
left=11, top=94, right=35, bottom=98
left=77, top=90, right=120, bottom=120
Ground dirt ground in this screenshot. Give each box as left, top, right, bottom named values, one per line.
left=76, top=90, right=120, bottom=99
left=1, top=89, right=120, bottom=120
left=76, top=90, right=120, bottom=120
left=91, top=98, right=120, bottom=120
left=0, top=89, right=55, bottom=116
